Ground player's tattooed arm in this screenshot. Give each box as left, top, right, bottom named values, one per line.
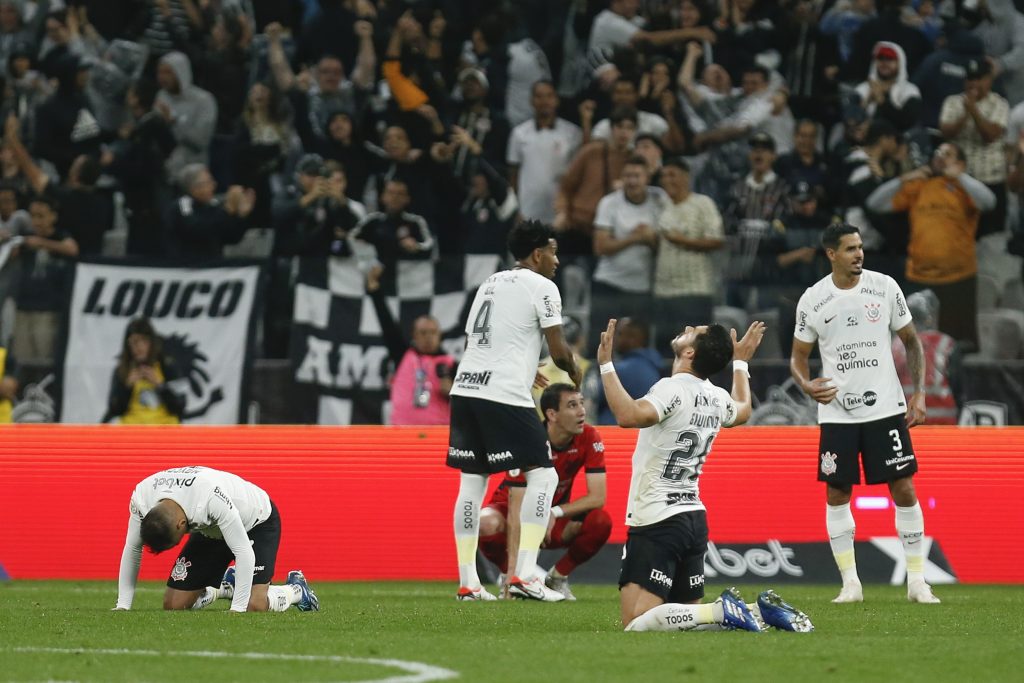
left=897, top=322, right=927, bottom=428
left=544, top=325, right=582, bottom=388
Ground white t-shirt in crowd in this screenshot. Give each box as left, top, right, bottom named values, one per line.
left=593, top=187, right=668, bottom=293
left=507, top=118, right=582, bottom=223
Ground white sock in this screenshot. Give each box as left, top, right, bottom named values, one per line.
left=190, top=587, right=216, bottom=610
left=515, top=467, right=558, bottom=579
left=625, top=602, right=722, bottom=632
left=216, top=583, right=233, bottom=599
left=267, top=584, right=302, bottom=612
left=826, top=503, right=859, bottom=585
left=453, top=472, right=488, bottom=588
left=895, top=501, right=926, bottom=584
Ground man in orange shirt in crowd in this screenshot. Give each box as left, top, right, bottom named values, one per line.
left=866, top=142, right=995, bottom=347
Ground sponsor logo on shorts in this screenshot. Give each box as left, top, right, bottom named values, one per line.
left=820, top=451, right=838, bottom=475
left=650, top=569, right=673, bottom=588
left=448, top=447, right=475, bottom=460
left=254, top=566, right=265, bottom=572
left=842, top=391, right=878, bottom=410
left=885, top=453, right=915, bottom=467
left=689, top=574, right=705, bottom=588
left=864, top=302, right=882, bottom=323
left=152, top=476, right=196, bottom=490
left=486, top=450, right=514, bottom=464
left=171, top=557, right=191, bottom=581
left=454, top=371, right=492, bottom=387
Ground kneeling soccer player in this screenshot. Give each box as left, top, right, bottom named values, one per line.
left=599, top=319, right=812, bottom=632
left=114, top=466, right=319, bottom=613
left=479, top=383, right=612, bottom=600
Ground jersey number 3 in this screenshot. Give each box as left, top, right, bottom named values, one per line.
left=472, top=299, right=493, bottom=348
left=662, top=431, right=713, bottom=483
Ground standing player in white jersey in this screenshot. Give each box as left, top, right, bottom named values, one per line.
left=599, top=317, right=813, bottom=633
left=447, top=220, right=582, bottom=602
left=790, top=222, right=940, bottom=604
left=114, top=466, right=319, bottom=613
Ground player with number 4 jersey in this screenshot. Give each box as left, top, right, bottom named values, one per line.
left=791, top=223, right=940, bottom=605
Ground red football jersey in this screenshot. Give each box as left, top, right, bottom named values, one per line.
left=488, top=424, right=606, bottom=508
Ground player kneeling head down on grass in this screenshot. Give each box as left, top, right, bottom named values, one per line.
left=599, top=319, right=813, bottom=632
left=114, top=466, right=319, bottom=613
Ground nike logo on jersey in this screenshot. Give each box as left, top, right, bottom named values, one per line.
left=824, top=315, right=837, bottom=324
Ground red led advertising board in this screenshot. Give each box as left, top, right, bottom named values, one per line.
left=0, top=426, right=1020, bottom=583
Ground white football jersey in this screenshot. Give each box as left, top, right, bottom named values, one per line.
left=794, top=269, right=913, bottom=424
left=451, top=268, right=562, bottom=407
left=625, top=373, right=738, bottom=528
left=117, top=467, right=272, bottom=612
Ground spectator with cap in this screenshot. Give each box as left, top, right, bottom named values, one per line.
left=652, top=157, right=724, bottom=351
left=775, top=119, right=834, bottom=212
left=154, top=51, right=218, bottom=180
left=33, top=52, right=102, bottom=179
left=853, top=41, right=921, bottom=132
left=723, top=131, right=791, bottom=311
left=164, top=163, right=255, bottom=260
left=448, top=66, right=509, bottom=178
left=844, top=0, right=930, bottom=82
left=939, top=57, right=1009, bottom=239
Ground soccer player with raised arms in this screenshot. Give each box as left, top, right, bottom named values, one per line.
left=447, top=220, right=582, bottom=601
left=600, top=317, right=813, bottom=632
left=790, top=222, right=940, bottom=604
left=114, top=466, right=319, bottom=613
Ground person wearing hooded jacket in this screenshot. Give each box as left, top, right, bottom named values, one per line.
left=154, top=50, right=217, bottom=181
left=32, top=52, right=102, bottom=179
left=854, top=41, right=922, bottom=133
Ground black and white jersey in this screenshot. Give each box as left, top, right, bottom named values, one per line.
left=625, top=374, right=737, bottom=527
left=794, top=269, right=913, bottom=424
left=451, top=268, right=563, bottom=408
left=116, top=467, right=272, bottom=612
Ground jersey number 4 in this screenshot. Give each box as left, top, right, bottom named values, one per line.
left=661, top=430, right=714, bottom=483
left=472, top=299, right=493, bottom=348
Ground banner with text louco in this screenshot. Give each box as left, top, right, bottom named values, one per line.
left=289, top=254, right=502, bottom=424
left=60, top=262, right=263, bottom=424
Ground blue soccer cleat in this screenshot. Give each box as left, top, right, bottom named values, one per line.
left=720, top=587, right=763, bottom=632
left=757, top=590, right=814, bottom=632
left=287, top=570, right=320, bottom=612
left=220, top=566, right=236, bottom=599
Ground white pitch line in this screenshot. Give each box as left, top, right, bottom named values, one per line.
left=9, top=647, right=459, bottom=683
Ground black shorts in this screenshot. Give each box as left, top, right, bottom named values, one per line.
left=819, top=414, right=917, bottom=486
left=166, top=501, right=280, bottom=591
left=446, top=395, right=552, bottom=474
left=618, top=510, right=708, bottom=603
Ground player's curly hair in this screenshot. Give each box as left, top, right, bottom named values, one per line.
left=508, top=219, right=555, bottom=260
left=140, top=506, right=179, bottom=554
left=691, top=325, right=733, bottom=379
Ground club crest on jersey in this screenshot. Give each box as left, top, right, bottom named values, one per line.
left=171, top=557, right=192, bottom=581
left=864, top=303, right=882, bottom=323
left=820, top=451, right=838, bottom=475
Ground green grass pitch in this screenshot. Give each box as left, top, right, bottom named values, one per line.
left=1, top=581, right=1021, bottom=682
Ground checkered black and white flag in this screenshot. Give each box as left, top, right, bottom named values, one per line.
left=289, top=254, right=503, bottom=424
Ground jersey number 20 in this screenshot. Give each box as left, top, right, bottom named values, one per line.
left=662, top=430, right=714, bottom=483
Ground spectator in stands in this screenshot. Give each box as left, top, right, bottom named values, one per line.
left=303, top=110, right=372, bottom=205
left=140, top=0, right=195, bottom=58
left=12, top=194, right=78, bottom=365
left=911, top=17, right=986, bottom=130
left=844, top=0, right=930, bottom=82
left=0, top=1, right=43, bottom=70
left=448, top=67, right=509, bottom=178
left=350, top=177, right=435, bottom=280
left=652, top=157, right=724, bottom=351
left=585, top=77, right=668, bottom=145
left=103, top=316, right=184, bottom=425
left=555, top=106, right=638, bottom=256
left=272, top=153, right=364, bottom=257
left=782, top=0, right=842, bottom=125
left=38, top=8, right=103, bottom=79
left=233, top=81, right=293, bottom=228
left=587, top=0, right=645, bottom=86
left=892, top=289, right=960, bottom=425
left=939, top=58, right=1009, bottom=239
left=775, top=119, right=833, bottom=212
left=0, top=336, right=16, bottom=422
left=506, top=80, right=581, bottom=225
left=853, top=42, right=921, bottom=133
left=867, top=142, right=995, bottom=347
left=464, top=12, right=513, bottom=116
left=192, top=8, right=252, bottom=146
left=33, top=53, right=101, bottom=179
left=965, top=0, right=1024, bottom=107
left=155, top=51, right=217, bottom=180
left=164, top=163, right=254, bottom=260
left=591, top=316, right=661, bottom=425
left=365, top=265, right=454, bottom=426
left=711, top=0, right=784, bottom=81
left=633, top=133, right=665, bottom=183
left=819, top=0, right=876, bottom=68
left=724, top=132, right=791, bottom=310
left=0, top=180, right=29, bottom=321
left=589, top=155, right=666, bottom=350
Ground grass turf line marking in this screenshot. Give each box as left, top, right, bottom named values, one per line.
left=10, top=647, right=459, bottom=683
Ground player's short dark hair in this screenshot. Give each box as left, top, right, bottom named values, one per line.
left=691, top=324, right=733, bottom=379
left=540, top=383, right=578, bottom=421
left=140, top=507, right=178, bottom=553
left=508, top=219, right=555, bottom=260
left=821, top=222, right=860, bottom=251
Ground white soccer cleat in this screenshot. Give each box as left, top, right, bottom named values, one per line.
left=508, top=575, right=566, bottom=602
left=907, top=581, right=941, bottom=604
left=544, top=568, right=577, bottom=601
left=832, top=581, right=864, bottom=603
left=456, top=585, right=497, bottom=601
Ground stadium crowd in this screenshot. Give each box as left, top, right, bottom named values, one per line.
left=0, top=0, right=1023, bottom=422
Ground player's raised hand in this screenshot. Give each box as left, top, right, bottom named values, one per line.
left=597, top=319, right=617, bottom=365
left=906, top=392, right=927, bottom=428
left=731, top=321, right=766, bottom=361
left=805, top=377, right=838, bottom=405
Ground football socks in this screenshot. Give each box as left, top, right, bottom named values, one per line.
left=554, top=508, right=612, bottom=576
left=453, top=472, right=488, bottom=589
left=625, top=603, right=720, bottom=632
left=515, top=467, right=558, bottom=579
left=895, top=501, right=926, bottom=583
left=267, top=584, right=302, bottom=612
left=826, top=502, right=859, bottom=584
